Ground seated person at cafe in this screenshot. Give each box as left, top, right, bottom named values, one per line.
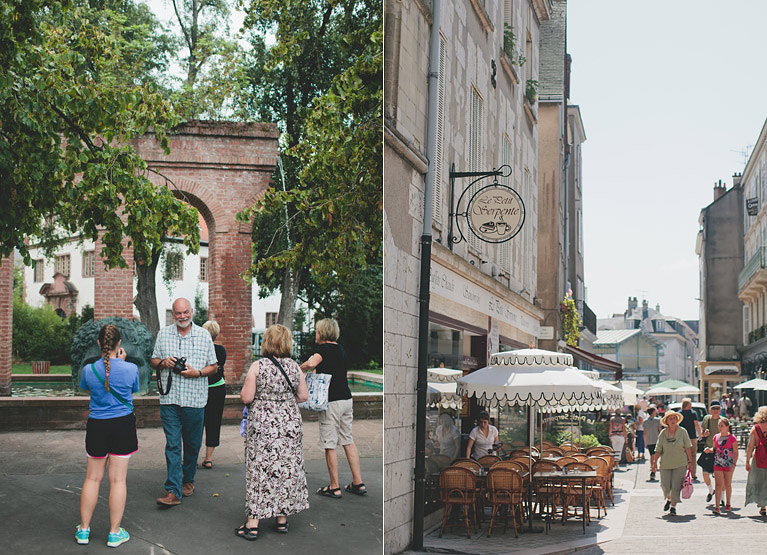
left=466, top=411, right=499, bottom=459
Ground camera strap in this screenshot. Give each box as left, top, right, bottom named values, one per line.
left=156, top=366, right=172, bottom=396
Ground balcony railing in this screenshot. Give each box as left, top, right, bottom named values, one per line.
left=739, top=246, right=767, bottom=291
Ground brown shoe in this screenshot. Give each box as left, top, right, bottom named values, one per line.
left=182, top=482, right=195, bottom=497
left=156, top=492, right=181, bottom=506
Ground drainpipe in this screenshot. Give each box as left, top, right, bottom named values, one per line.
left=413, top=0, right=441, bottom=549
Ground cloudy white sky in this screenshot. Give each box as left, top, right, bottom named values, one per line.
left=567, top=1, right=767, bottom=320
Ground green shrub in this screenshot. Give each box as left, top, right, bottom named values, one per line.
left=12, top=298, right=72, bottom=364
left=574, top=434, right=601, bottom=449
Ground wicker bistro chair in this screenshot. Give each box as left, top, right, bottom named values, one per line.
left=559, top=444, right=581, bottom=455
left=585, top=456, right=611, bottom=516
left=452, top=459, right=482, bottom=473
left=532, top=460, right=563, bottom=518
left=485, top=468, right=526, bottom=538
left=586, top=446, right=614, bottom=458
left=438, top=466, right=480, bottom=538
left=477, top=454, right=502, bottom=469
left=571, top=453, right=589, bottom=462
left=492, top=460, right=528, bottom=473
left=541, top=448, right=564, bottom=458
left=555, top=456, right=579, bottom=467
left=561, top=462, right=596, bottom=525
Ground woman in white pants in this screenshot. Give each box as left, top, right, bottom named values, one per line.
left=609, top=409, right=626, bottom=464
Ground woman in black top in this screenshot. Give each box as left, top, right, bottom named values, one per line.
left=301, top=318, right=367, bottom=498
left=202, top=321, right=227, bottom=469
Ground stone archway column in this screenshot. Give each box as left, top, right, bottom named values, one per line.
left=0, top=256, right=13, bottom=395
left=209, top=225, right=254, bottom=383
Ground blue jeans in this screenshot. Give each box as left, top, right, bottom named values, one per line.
left=160, top=405, right=205, bottom=498
left=636, top=430, right=645, bottom=454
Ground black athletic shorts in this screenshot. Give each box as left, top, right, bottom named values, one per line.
left=647, top=444, right=656, bottom=456
left=85, top=413, right=138, bottom=458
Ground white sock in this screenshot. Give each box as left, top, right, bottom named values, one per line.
left=708, top=484, right=714, bottom=494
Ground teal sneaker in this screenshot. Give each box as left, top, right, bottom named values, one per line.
left=75, top=525, right=90, bottom=545
left=107, top=528, right=130, bottom=548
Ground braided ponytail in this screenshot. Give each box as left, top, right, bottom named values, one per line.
left=97, top=324, right=121, bottom=392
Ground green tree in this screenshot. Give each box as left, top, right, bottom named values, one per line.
left=237, top=0, right=382, bottom=329
left=0, top=1, right=200, bottom=311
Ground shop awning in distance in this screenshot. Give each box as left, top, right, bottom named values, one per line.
left=565, top=344, right=623, bottom=373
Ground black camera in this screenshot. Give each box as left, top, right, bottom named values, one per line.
left=171, top=357, right=187, bottom=375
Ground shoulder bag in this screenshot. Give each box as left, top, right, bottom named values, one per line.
left=298, top=372, right=331, bottom=412
left=754, top=425, right=767, bottom=469
left=681, top=469, right=694, bottom=499
left=90, top=362, right=132, bottom=410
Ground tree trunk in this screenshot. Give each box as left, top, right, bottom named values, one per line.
left=134, top=250, right=162, bottom=337
left=277, top=267, right=300, bottom=331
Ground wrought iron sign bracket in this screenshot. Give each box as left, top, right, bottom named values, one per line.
left=448, top=163, right=522, bottom=250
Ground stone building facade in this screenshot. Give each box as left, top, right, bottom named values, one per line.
left=384, top=0, right=549, bottom=551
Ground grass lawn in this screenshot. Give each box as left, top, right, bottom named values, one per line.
left=12, top=363, right=71, bottom=375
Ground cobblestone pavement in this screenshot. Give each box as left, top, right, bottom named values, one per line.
left=405, top=454, right=767, bottom=554
left=0, top=420, right=382, bottom=554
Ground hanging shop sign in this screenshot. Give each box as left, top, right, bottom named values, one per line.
left=747, top=197, right=759, bottom=216
left=466, top=185, right=525, bottom=243
left=448, top=164, right=526, bottom=246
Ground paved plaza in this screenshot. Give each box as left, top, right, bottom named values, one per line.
left=408, top=455, right=767, bottom=554
left=0, top=419, right=382, bottom=554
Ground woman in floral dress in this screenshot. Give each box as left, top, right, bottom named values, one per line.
left=236, top=325, right=309, bottom=540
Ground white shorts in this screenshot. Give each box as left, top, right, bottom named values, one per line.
left=319, top=398, right=354, bottom=449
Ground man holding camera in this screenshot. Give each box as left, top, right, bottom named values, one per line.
left=152, top=298, right=218, bottom=507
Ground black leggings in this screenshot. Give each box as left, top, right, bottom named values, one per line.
left=204, top=384, right=227, bottom=448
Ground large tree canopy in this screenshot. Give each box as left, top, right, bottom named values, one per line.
left=236, top=0, right=382, bottom=324
left=0, top=0, right=200, bottom=269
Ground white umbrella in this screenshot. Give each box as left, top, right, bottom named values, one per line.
left=612, top=381, right=643, bottom=406
left=644, top=385, right=679, bottom=395
left=426, top=367, right=463, bottom=383
left=457, top=348, right=603, bottom=531
left=734, top=378, right=767, bottom=391
left=427, top=381, right=462, bottom=409
left=671, top=385, right=700, bottom=396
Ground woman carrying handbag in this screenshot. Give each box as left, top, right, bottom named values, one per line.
left=237, top=325, right=309, bottom=540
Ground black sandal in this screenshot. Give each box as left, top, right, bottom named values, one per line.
left=345, top=482, right=368, bottom=496
left=760, top=508, right=766, bottom=516
left=317, top=486, right=342, bottom=498
left=234, top=524, right=259, bottom=541
left=202, top=460, right=213, bottom=469
left=275, top=518, right=288, bottom=533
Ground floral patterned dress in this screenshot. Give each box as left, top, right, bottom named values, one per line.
left=245, top=357, right=309, bottom=519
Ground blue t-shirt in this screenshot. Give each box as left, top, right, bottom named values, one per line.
left=80, top=358, right=139, bottom=419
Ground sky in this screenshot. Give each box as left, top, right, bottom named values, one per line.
left=567, top=1, right=767, bottom=321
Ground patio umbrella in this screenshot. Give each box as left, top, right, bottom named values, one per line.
left=671, top=385, right=701, bottom=396
left=456, top=348, right=603, bottom=531
left=426, top=367, right=463, bottom=383
left=643, top=386, right=679, bottom=395
left=734, top=378, right=767, bottom=391
left=426, top=381, right=462, bottom=409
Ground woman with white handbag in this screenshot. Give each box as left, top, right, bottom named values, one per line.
left=302, top=318, right=367, bottom=499
left=651, top=411, right=695, bottom=516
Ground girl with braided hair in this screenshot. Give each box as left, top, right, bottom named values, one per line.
left=76, top=324, right=139, bottom=548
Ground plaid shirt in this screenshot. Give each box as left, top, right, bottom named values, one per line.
left=152, top=323, right=218, bottom=408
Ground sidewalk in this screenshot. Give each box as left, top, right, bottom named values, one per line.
left=0, top=419, right=382, bottom=554
left=407, top=454, right=767, bottom=554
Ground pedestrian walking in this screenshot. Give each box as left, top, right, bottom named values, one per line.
left=201, top=320, right=226, bottom=470
left=739, top=395, right=753, bottom=419
left=151, top=297, right=218, bottom=507
left=698, top=401, right=721, bottom=503
left=705, top=417, right=738, bottom=514
left=745, top=405, right=767, bottom=516
left=302, top=318, right=369, bottom=498
left=238, top=324, right=309, bottom=540
left=679, top=398, right=702, bottom=480
left=609, top=408, right=627, bottom=465
left=435, top=413, right=461, bottom=460
left=652, top=410, right=694, bottom=515
left=635, top=403, right=648, bottom=460
left=76, top=324, right=139, bottom=548
left=644, top=406, right=662, bottom=480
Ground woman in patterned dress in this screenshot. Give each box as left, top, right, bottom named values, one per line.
left=236, top=325, right=309, bottom=540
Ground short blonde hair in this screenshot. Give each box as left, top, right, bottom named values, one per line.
left=261, top=324, right=293, bottom=357
left=202, top=320, right=220, bottom=341
left=315, top=318, right=340, bottom=341
left=754, top=406, right=767, bottom=424
left=682, top=398, right=692, bottom=409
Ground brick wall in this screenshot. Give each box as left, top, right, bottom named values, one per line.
left=0, top=257, right=13, bottom=396
left=94, top=232, right=135, bottom=320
